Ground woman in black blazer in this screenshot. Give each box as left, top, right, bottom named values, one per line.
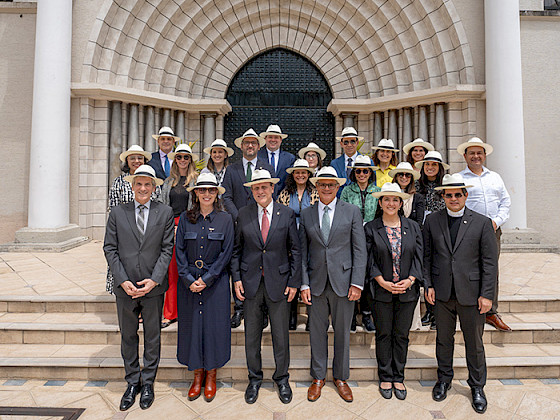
left=365, top=183, right=423, bottom=401
left=389, top=162, right=426, bottom=227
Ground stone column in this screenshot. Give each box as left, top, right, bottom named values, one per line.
left=162, top=108, right=171, bottom=127
left=388, top=109, right=398, bottom=141
left=373, top=112, right=383, bottom=144
left=14, top=0, right=84, bottom=248
left=434, top=103, right=447, bottom=162
left=202, top=114, right=216, bottom=150
left=127, top=104, right=139, bottom=147
left=402, top=108, right=412, bottom=160
left=144, top=106, right=156, bottom=152
left=485, top=0, right=527, bottom=229
left=418, top=106, right=428, bottom=141
left=342, top=114, right=356, bottom=129
left=109, top=102, right=123, bottom=182
left=176, top=111, right=185, bottom=143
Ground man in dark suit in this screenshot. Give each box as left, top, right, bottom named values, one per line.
left=230, top=169, right=301, bottom=405
left=423, top=173, right=498, bottom=414
left=148, top=126, right=180, bottom=180
left=222, top=128, right=275, bottom=328
left=103, top=164, right=174, bottom=411
left=258, top=124, right=296, bottom=192
left=299, top=166, right=367, bottom=403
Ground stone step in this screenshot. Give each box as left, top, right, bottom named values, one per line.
left=1, top=295, right=559, bottom=313
left=0, top=343, right=559, bottom=381
left=1, top=312, right=560, bottom=346
left=502, top=244, right=559, bottom=253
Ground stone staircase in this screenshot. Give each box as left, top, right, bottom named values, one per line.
left=1, top=295, right=560, bottom=382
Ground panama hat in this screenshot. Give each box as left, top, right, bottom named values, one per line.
left=286, top=159, right=315, bottom=175
left=298, top=142, right=327, bottom=160
left=347, top=154, right=378, bottom=170
left=403, top=138, right=435, bottom=155
left=456, top=137, right=494, bottom=156
left=372, top=138, right=399, bottom=152
left=203, top=139, right=234, bottom=157
left=414, top=150, right=450, bottom=170
left=260, top=124, right=288, bottom=139
left=186, top=172, right=225, bottom=195
left=151, top=126, right=181, bottom=142
left=234, top=128, right=266, bottom=149
left=435, top=173, right=474, bottom=191
left=124, top=164, right=164, bottom=186
left=310, top=166, right=347, bottom=186
left=168, top=143, right=199, bottom=161
left=336, top=126, right=364, bottom=141
left=372, top=182, right=411, bottom=200
left=388, top=162, right=420, bottom=180
left=119, top=145, right=151, bottom=163
left=243, top=169, right=280, bottom=187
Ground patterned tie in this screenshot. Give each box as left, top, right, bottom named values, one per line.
left=346, top=157, right=353, bottom=178
left=321, top=206, right=331, bottom=243
left=136, top=204, right=146, bottom=237
left=164, top=155, right=170, bottom=178
left=246, top=161, right=252, bottom=182
left=270, top=152, right=276, bottom=173
left=261, top=208, right=270, bottom=243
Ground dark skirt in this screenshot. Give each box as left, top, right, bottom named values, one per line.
left=176, top=271, right=231, bottom=370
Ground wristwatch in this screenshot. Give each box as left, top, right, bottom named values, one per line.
left=408, top=278, right=415, bottom=289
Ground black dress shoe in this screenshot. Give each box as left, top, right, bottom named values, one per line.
left=432, top=382, right=451, bottom=402
left=378, top=385, right=392, bottom=399
left=471, top=387, right=487, bottom=414
left=119, top=383, right=140, bottom=411
left=305, top=319, right=310, bottom=331
left=262, top=313, right=269, bottom=330
left=421, top=310, right=434, bottom=326
left=393, top=384, right=407, bottom=400
left=139, top=383, right=154, bottom=410
left=430, top=319, right=437, bottom=330
left=350, top=315, right=356, bottom=333
left=245, top=382, right=261, bottom=404
left=276, top=382, right=292, bottom=404
left=362, top=315, right=375, bottom=332
left=231, top=311, right=243, bottom=328
left=289, top=312, right=297, bottom=330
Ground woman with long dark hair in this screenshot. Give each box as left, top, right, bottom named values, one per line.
left=298, top=142, right=326, bottom=174
left=175, top=173, right=234, bottom=402
left=403, top=138, right=434, bottom=172
left=389, top=162, right=425, bottom=227
left=201, top=139, right=234, bottom=186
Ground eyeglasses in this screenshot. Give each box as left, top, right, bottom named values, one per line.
left=397, top=173, right=412, bottom=178
left=444, top=192, right=464, bottom=199
left=175, top=155, right=191, bottom=161
left=316, top=182, right=339, bottom=190
left=354, top=169, right=371, bottom=175
left=242, top=141, right=259, bottom=146
left=342, top=139, right=357, bottom=145
left=128, top=156, right=145, bottom=161
left=197, top=187, right=218, bottom=194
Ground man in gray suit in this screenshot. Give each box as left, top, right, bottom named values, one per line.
left=104, top=164, right=174, bottom=411
left=299, top=166, right=367, bottom=403
left=423, top=173, right=498, bottom=414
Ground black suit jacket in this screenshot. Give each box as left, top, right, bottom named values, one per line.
left=423, top=207, right=498, bottom=306
left=231, top=201, right=301, bottom=302
left=408, top=193, right=426, bottom=228
left=148, top=151, right=167, bottom=180
left=257, top=148, right=296, bottom=192
left=364, top=217, right=423, bottom=302
left=222, top=159, right=275, bottom=220
left=103, top=201, right=175, bottom=299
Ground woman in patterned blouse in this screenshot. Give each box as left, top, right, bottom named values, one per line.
left=201, top=139, right=234, bottom=186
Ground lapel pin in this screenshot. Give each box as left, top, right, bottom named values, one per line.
left=276, top=211, right=280, bottom=216
left=209, top=227, right=215, bottom=231
left=463, top=220, right=467, bottom=224
left=404, top=231, right=407, bottom=235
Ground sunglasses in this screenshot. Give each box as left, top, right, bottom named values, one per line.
left=196, top=187, right=218, bottom=194
left=316, top=183, right=338, bottom=190
left=444, top=192, right=464, bottom=199
left=342, top=140, right=357, bottom=145
left=397, top=173, right=412, bottom=178
left=354, top=169, right=371, bottom=175
left=175, top=155, right=191, bottom=161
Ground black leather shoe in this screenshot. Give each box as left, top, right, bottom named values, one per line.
left=421, top=310, right=434, bottom=326
left=139, top=383, right=154, bottom=410
left=119, top=383, right=140, bottom=411
left=305, top=319, right=310, bottom=331
left=432, top=382, right=451, bottom=402
left=378, top=385, right=392, bottom=399
left=262, top=313, right=268, bottom=330
left=350, top=315, right=356, bottom=333
left=362, top=315, right=375, bottom=332
left=231, top=310, right=243, bottom=328
left=393, top=384, right=407, bottom=400
left=245, top=382, right=261, bottom=404
left=471, top=387, right=487, bottom=414
left=430, top=319, right=437, bottom=330
left=289, top=312, right=297, bottom=330
left=276, top=382, right=292, bottom=404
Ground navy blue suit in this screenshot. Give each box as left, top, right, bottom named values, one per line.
left=330, top=153, right=373, bottom=197
left=148, top=151, right=167, bottom=180
left=257, top=148, right=296, bottom=192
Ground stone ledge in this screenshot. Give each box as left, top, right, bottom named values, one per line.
left=0, top=237, right=90, bottom=253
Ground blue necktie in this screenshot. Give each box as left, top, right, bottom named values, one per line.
left=270, top=152, right=276, bottom=173
left=164, top=155, right=170, bottom=178
left=346, top=157, right=352, bottom=178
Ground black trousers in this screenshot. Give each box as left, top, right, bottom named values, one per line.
left=435, top=298, right=487, bottom=388
left=116, top=293, right=164, bottom=386
left=488, top=227, right=502, bottom=315
left=244, top=280, right=290, bottom=384
left=354, top=285, right=374, bottom=317
left=373, top=296, right=417, bottom=383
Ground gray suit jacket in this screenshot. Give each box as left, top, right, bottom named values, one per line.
left=299, top=200, right=367, bottom=297
left=103, top=200, right=175, bottom=299
left=423, top=207, right=498, bottom=306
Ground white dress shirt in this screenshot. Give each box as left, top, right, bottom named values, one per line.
left=257, top=200, right=274, bottom=229
left=134, top=199, right=151, bottom=232
left=159, top=149, right=173, bottom=169
left=242, top=157, right=258, bottom=175
left=459, top=166, right=511, bottom=227
left=266, top=148, right=279, bottom=173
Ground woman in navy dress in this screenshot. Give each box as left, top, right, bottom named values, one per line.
left=175, top=172, right=234, bottom=402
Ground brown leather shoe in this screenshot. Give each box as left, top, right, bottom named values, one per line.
left=204, top=369, right=217, bottom=402
left=333, top=379, right=353, bottom=402
left=307, top=379, right=325, bottom=402
left=188, top=369, right=205, bottom=401
left=486, top=314, right=512, bottom=332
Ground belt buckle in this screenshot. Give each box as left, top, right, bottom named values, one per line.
left=194, top=260, right=204, bottom=269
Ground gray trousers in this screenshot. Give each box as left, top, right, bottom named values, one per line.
left=244, top=281, right=290, bottom=385
left=489, top=227, right=502, bottom=315
left=116, top=293, right=164, bottom=386
left=309, top=282, right=354, bottom=381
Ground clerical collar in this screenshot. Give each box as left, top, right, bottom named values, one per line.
left=447, top=207, right=465, bottom=218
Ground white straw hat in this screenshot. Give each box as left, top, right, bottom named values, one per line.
left=372, top=138, right=399, bottom=152
left=414, top=150, right=450, bottom=170
left=435, top=173, right=474, bottom=191
left=234, top=128, right=266, bottom=149
left=310, top=166, right=347, bottom=186
left=119, top=145, right=151, bottom=163
left=298, top=142, right=327, bottom=160
left=371, top=182, right=411, bottom=199
left=336, top=126, right=364, bottom=141
left=168, top=143, right=199, bottom=161
left=403, top=138, right=435, bottom=155
left=456, top=137, right=494, bottom=156
left=186, top=172, right=225, bottom=195
left=243, top=169, right=280, bottom=187
left=347, top=154, right=378, bottom=170
left=124, top=164, right=164, bottom=186
left=260, top=124, right=288, bottom=139
left=286, top=159, right=315, bottom=174
left=388, top=162, right=420, bottom=180
left=151, top=126, right=181, bottom=142
left=203, top=139, right=234, bottom=157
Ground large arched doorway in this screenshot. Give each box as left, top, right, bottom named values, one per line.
left=224, top=48, right=335, bottom=163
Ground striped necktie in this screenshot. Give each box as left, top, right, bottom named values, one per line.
left=321, top=206, right=331, bottom=243
left=137, top=205, right=146, bottom=237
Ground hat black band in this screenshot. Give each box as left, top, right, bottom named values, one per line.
left=159, top=131, right=174, bottom=137
left=442, top=183, right=466, bottom=187
left=377, top=146, right=396, bottom=150
left=249, top=177, right=273, bottom=183
left=423, top=157, right=442, bottom=163
left=195, top=181, right=219, bottom=188
left=317, top=173, right=338, bottom=178
left=341, top=134, right=358, bottom=138
left=134, top=171, right=154, bottom=178
left=352, top=163, right=372, bottom=167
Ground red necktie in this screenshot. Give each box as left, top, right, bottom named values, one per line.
left=261, top=208, right=270, bottom=243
